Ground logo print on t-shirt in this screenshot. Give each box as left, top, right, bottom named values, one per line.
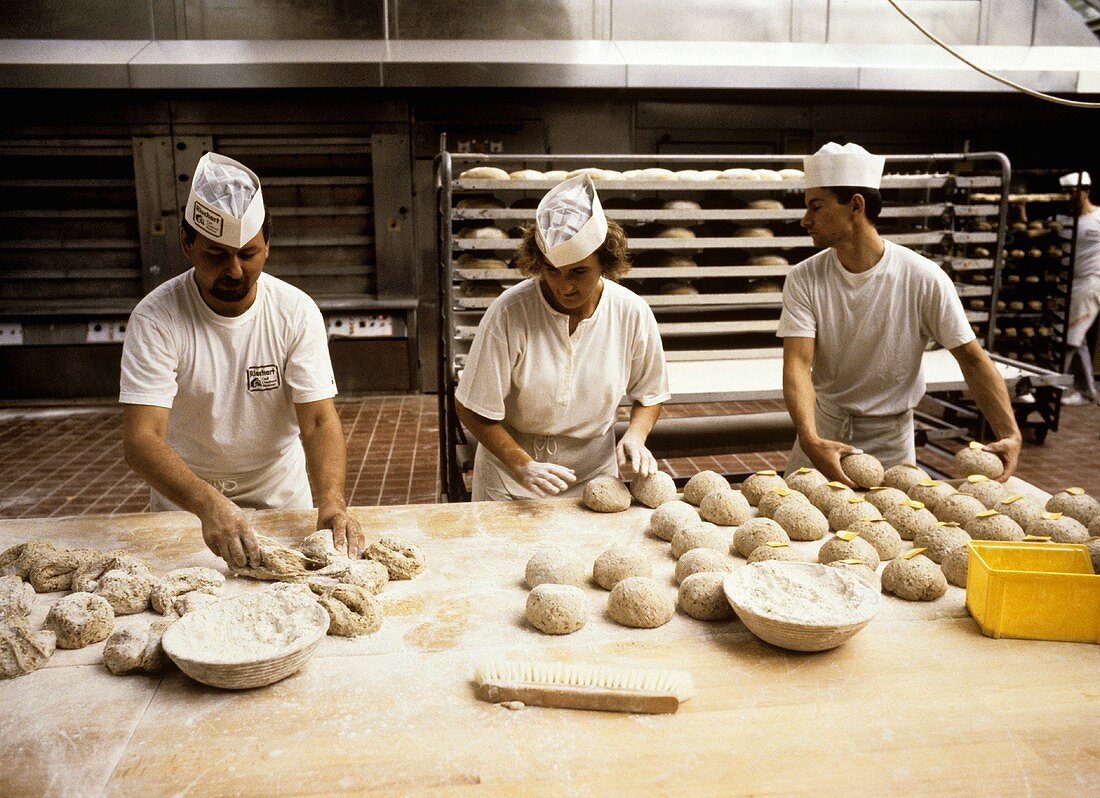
left=247, top=364, right=281, bottom=392
left=192, top=200, right=224, bottom=238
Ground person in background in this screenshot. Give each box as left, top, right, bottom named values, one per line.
left=778, top=141, right=1022, bottom=485
left=1057, top=171, right=1100, bottom=406
left=455, top=174, right=669, bottom=500
left=120, top=152, right=363, bottom=565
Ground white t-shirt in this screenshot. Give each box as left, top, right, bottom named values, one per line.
left=119, top=270, right=336, bottom=477
left=456, top=278, right=670, bottom=439
left=1058, top=208, right=1100, bottom=280
left=777, top=240, right=974, bottom=416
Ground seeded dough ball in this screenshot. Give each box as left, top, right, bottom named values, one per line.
left=365, top=537, right=426, bottom=580
left=882, top=555, right=948, bottom=601
left=940, top=546, right=970, bottom=588
left=103, top=617, right=174, bottom=675
left=938, top=493, right=987, bottom=527
left=957, top=475, right=1005, bottom=509
left=593, top=546, right=652, bottom=590
left=700, top=490, right=751, bottom=526
left=671, top=523, right=731, bottom=559
left=996, top=494, right=1045, bottom=530
left=0, top=575, right=35, bottom=622
left=825, top=560, right=879, bottom=587
left=1025, top=514, right=1089, bottom=544
left=71, top=551, right=150, bottom=594
left=841, top=453, right=885, bottom=489
left=674, top=548, right=734, bottom=584
left=809, top=482, right=857, bottom=515
left=882, top=463, right=930, bottom=493
left=828, top=498, right=882, bottom=532
left=683, top=471, right=729, bottom=506
left=741, top=471, right=787, bottom=506
left=883, top=500, right=941, bottom=541
left=758, top=488, right=810, bottom=520
left=94, top=569, right=157, bottom=616
left=747, top=544, right=803, bottom=564
left=964, top=511, right=1024, bottom=542
left=44, top=592, right=114, bottom=649
left=954, top=444, right=1004, bottom=480
left=908, top=480, right=957, bottom=513
left=1086, top=538, right=1100, bottom=574
left=865, top=487, right=909, bottom=513
left=150, top=567, right=225, bottom=615
left=848, top=518, right=903, bottom=560
left=649, top=500, right=701, bottom=542
left=583, top=476, right=632, bottom=512
left=773, top=502, right=829, bottom=542
left=315, top=584, right=384, bottom=637
left=28, top=547, right=101, bottom=593
left=818, top=535, right=881, bottom=570
left=0, top=619, right=55, bottom=679
left=732, top=518, right=790, bottom=558
left=171, top=589, right=221, bottom=617
left=607, top=577, right=675, bottom=629
left=914, top=524, right=971, bottom=564
left=525, top=584, right=587, bottom=635
left=525, top=546, right=587, bottom=588
left=630, top=471, right=677, bottom=509
left=786, top=467, right=828, bottom=496
left=1045, top=489, right=1100, bottom=526
left=677, top=572, right=735, bottom=621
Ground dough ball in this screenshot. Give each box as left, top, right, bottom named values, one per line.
left=677, top=572, right=735, bottom=621
left=683, top=471, right=729, bottom=506
left=307, top=559, right=389, bottom=596
left=865, top=487, right=909, bottom=513
left=607, top=577, right=675, bottom=629
left=94, top=569, right=157, bottom=616
left=1085, top=538, right=1100, bottom=574
left=841, top=453, right=884, bottom=489
left=757, top=488, right=810, bottom=520
left=298, top=530, right=344, bottom=566
left=103, top=617, right=174, bottom=675
left=964, top=511, right=1024, bottom=542
left=0, top=618, right=55, bottom=679
left=996, top=494, right=1045, bottom=530
left=883, top=499, right=940, bottom=541
left=953, top=444, right=1004, bottom=480
left=150, top=567, right=225, bottom=615
left=509, top=169, right=543, bottom=180
left=458, top=166, right=510, bottom=180
left=593, top=546, right=652, bottom=590
left=1025, top=514, right=1089, bottom=544
left=914, top=523, right=971, bottom=564
left=649, top=500, right=700, bottom=542
left=44, top=592, right=114, bottom=649
left=825, top=560, right=879, bottom=587
left=656, top=226, right=696, bottom=239
left=71, top=552, right=150, bottom=594
left=847, top=518, right=903, bottom=560
left=818, top=535, right=881, bottom=570
left=630, top=471, right=677, bottom=509
left=582, top=476, right=632, bottom=512
left=747, top=544, right=802, bottom=564
left=0, top=540, right=56, bottom=580
left=882, top=555, right=948, bottom=601
left=937, top=493, right=987, bottom=527
left=786, top=467, right=828, bottom=496
left=773, top=502, right=829, bottom=542
left=1045, top=489, right=1100, bottom=526
left=525, top=584, right=587, bottom=635
left=957, top=475, right=1005, bottom=509
left=732, top=518, right=790, bottom=558
left=0, top=575, right=35, bottom=621
left=828, top=497, right=882, bottom=532
left=908, top=480, right=957, bottom=513
left=940, top=546, right=970, bottom=588
left=524, top=546, right=587, bottom=589
left=659, top=280, right=698, bottom=296
left=674, top=548, right=734, bottom=584
left=740, top=470, right=787, bottom=506
left=171, top=589, right=222, bottom=617
left=699, top=490, right=751, bottom=526
left=882, top=463, right=930, bottom=493
left=671, top=523, right=731, bottom=559
left=28, top=547, right=101, bottom=593
left=365, top=537, right=426, bottom=580
left=809, top=481, right=857, bottom=515
left=316, top=584, right=383, bottom=637
left=747, top=198, right=785, bottom=210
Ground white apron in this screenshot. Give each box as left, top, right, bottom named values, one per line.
left=784, top=396, right=915, bottom=476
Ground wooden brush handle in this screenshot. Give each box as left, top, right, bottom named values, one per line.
left=476, top=681, right=681, bottom=714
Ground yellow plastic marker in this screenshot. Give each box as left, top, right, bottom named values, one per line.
left=795, top=467, right=814, bottom=474
left=764, top=541, right=789, bottom=549
left=916, top=480, right=940, bottom=487
left=826, top=481, right=847, bottom=490
left=902, top=499, right=926, bottom=510
left=837, top=558, right=865, bottom=565
left=937, top=521, right=961, bottom=527
left=1042, top=512, right=1063, bottom=521
left=755, top=469, right=778, bottom=476
left=771, top=487, right=792, bottom=496
left=967, top=474, right=990, bottom=484
left=1001, top=494, right=1024, bottom=505
left=864, top=517, right=887, bottom=523
left=976, top=510, right=999, bottom=518
left=1067, top=487, right=1085, bottom=496
left=968, top=441, right=985, bottom=451
left=846, top=496, right=866, bottom=504
left=1023, top=535, right=1052, bottom=542
left=836, top=530, right=860, bottom=541
left=901, top=547, right=927, bottom=560
left=869, top=486, right=890, bottom=492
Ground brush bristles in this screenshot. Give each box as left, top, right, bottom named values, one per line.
left=474, top=661, right=694, bottom=701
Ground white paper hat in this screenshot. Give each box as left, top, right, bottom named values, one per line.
left=1060, top=171, right=1091, bottom=188
left=185, top=152, right=266, bottom=248
left=803, top=142, right=885, bottom=190
left=534, top=174, right=608, bottom=268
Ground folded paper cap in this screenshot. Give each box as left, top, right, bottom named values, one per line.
left=1060, top=171, right=1091, bottom=188
left=534, top=175, right=608, bottom=268
left=804, top=142, right=885, bottom=190
left=185, top=152, right=266, bottom=248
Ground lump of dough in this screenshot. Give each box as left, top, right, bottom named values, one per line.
left=757, top=488, right=810, bottom=520
left=171, top=589, right=222, bottom=617
left=44, top=592, right=114, bottom=649
left=629, top=471, right=677, bottom=509
left=747, top=544, right=802, bottom=563
left=818, top=535, right=881, bottom=570
left=732, top=517, right=790, bottom=558
left=1085, top=537, right=1100, bottom=574
left=841, top=453, right=885, bottom=489
left=964, top=511, right=1024, bottom=542
left=828, top=497, right=882, bottom=532
left=882, top=463, right=930, bottom=492
left=883, top=499, right=940, bottom=541
left=0, top=618, right=55, bottom=679
left=649, top=500, right=700, bottom=542
left=953, top=444, right=1004, bottom=480
left=809, top=481, right=857, bottom=515
left=882, top=555, right=948, bottom=601
left=525, top=546, right=587, bottom=589
left=607, top=577, right=675, bottom=629
left=847, top=518, right=903, bottom=560
left=0, top=540, right=57, bottom=580
left=0, top=575, right=35, bottom=621
left=740, top=470, right=787, bottom=506
left=72, top=552, right=150, bottom=594
left=940, top=546, right=970, bottom=588
left=583, top=476, right=632, bottom=513
left=865, top=487, right=909, bottom=513
left=364, top=537, right=426, bottom=580
left=786, top=467, right=827, bottom=496
left=914, top=523, right=971, bottom=564
left=150, top=567, right=225, bottom=615
left=1025, top=513, right=1089, bottom=544
left=677, top=572, right=735, bottom=621
left=298, top=529, right=344, bottom=566
left=459, top=166, right=510, bottom=180
left=593, top=545, right=652, bottom=590
left=957, top=475, right=1005, bottom=509
left=307, top=559, right=389, bottom=595
left=525, top=584, right=587, bottom=635
left=1045, top=488, right=1100, bottom=526
left=825, top=560, right=879, bottom=587
left=229, top=535, right=316, bottom=581
left=699, top=490, right=751, bottom=526
left=674, top=548, right=734, bottom=585
left=316, top=584, right=383, bottom=637
left=28, top=547, right=101, bottom=593
left=907, top=480, right=956, bottom=514
left=773, top=502, right=828, bottom=542
left=94, top=569, right=157, bottom=616
left=671, top=523, right=731, bottom=559
left=937, top=493, right=987, bottom=527
left=103, top=617, right=174, bottom=675
left=683, top=471, right=729, bottom=506
left=996, top=494, right=1044, bottom=530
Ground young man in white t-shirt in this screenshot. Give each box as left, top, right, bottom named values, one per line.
left=120, top=152, right=363, bottom=567
left=777, top=142, right=1022, bottom=486
left=1057, top=171, right=1100, bottom=406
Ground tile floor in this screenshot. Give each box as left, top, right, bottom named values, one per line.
left=0, top=396, right=1095, bottom=519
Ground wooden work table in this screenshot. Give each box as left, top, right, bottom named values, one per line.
left=2, top=481, right=1098, bottom=797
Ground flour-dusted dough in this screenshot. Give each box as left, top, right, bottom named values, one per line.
left=94, top=568, right=157, bottom=616
left=671, top=523, right=731, bottom=559
left=741, top=471, right=787, bottom=506
left=365, top=537, right=426, bottom=580
left=828, top=498, right=882, bottom=532
left=674, top=548, right=734, bottom=584
left=298, top=529, right=345, bottom=566
left=732, top=517, right=790, bottom=558
left=524, top=546, right=587, bottom=589
left=914, top=524, right=971, bottom=564
left=964, top=511, right=1024, bottom=542
left=648, top=500, right=701, bottom=542
left=683, top=471, right=729, bottom=506
left=1085, top=537, right=1100, bottom=574
left=44, top=592, right=114, bottom=649
left=316, top=584, right=383, bottom=637
left=0, top=540, right=56, bottom=580
left=699, top=490, right=751, bottom=526
left=593, top=546, right=652, bottom=590
left=229, top=535, right=316, bottom=582
left=151, top=567, right=225, bottom=615
left=29, top=547, right=101, bottom=593
left=957, top=475, right=1005, bottom=509
left=1045, top=489, right=1100, bottom=526
left=773, top=502, right=829, bottom=542
left=865, top=487, right=909, bottom=513
left=630, top=471, right=677, bottom=509
left=758, top=488, right=810, bottom=520
left=953, top=444, right=1004, bottom=480
left=996, top=494, right=1045, bottom=530
left=307, top=559, right=389, bottom=595
left=809, top=482, right=857, bottom=515
left=882, top=463, right=930, bottom=493
left=583, top=476, right=632, bottom=512
left=818, top=535, right=881, bottom=570
left=459, top=166, right=510, bottom=180
left=0, top=618, right=55, bottom=679
left=937, top=493, right=987, bottom=527
left=882, top=555, right=948, bottom=601
left=847, top=518, right=903, bottom=560
left=747, top=544, right=802, bottom=563
left=72, top=552, right=151, bottom=594
left=171, top=589, right=222, bottom=617
left=103, top=617, right=174, bottom=675
left=825, top=560, right=879, bottom=587
left=841, top=453, right=885, bottom=489
left=786, top=467, right=827, bottom=496
left=677, top=572, right=735, bottom=621
left=1025, top=513, right=1089, bottom=544
left=883, top=499, right=940, bottom=541
left=907, top=480, right=956, bottom=513
left=525, top=584, right=587, bottom=635
left=940, top=546, right=970, bottom=588
left=0, top=575, right=34, bottom=621
left=607, top=577, right=675, bottom=629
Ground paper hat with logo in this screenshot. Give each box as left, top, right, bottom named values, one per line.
left=804, top=142, right=886, bottom=190
left=1060, top=171, right=1091, bottom=188
left=185, top=152, right=266, bottom=248
left=534, top=174, right=608, bottom=268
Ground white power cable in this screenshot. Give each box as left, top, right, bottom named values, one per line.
left=886, top=0, right=1100, bottom=109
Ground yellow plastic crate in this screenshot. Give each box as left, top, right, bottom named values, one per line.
left=966, top=541, right=1100, bottom=644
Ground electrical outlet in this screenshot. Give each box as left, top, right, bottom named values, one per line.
left=86, top=321, right=127, bottom=344
left=327, top=314, right=401, bottom=338
left=0, top=323, right=23, bottom=345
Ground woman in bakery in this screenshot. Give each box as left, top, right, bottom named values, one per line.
left=455, top=174, right=670, bottom=501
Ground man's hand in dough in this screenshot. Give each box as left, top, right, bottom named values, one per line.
left=320, top=507, right=364, bottom=558
left=800, top=437, right=862, bottom=488
left=515, top=461, right=577, bottom=498
left=616, top=435, right=658, bottom=478
left=200, top=497, right=261, bottom=567
left=982, top=436, right=1022, bottom=483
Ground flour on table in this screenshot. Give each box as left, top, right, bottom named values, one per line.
left=728, top=562, right=877, bottom=625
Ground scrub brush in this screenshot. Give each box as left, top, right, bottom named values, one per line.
left=473, top=660, right=693, bottom=714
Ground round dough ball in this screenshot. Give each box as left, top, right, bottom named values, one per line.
left=630, top=471, right=677, bottom=509
left=741, top=471, right=787, bottom=506
left=865, top=487, right=910, bottom=513
left=103, top=617, right=174, bottom=675
left=607, top=577, right=675, bottom=629
left=583, top=476, right=632, bottom=513
left=677, top=572, right=735, bottom=621
left=957, top=475, right=1005, bottom=509
left=456, top=225, right=509, bottom=240
left=786, top=467, right=827, bottom=496
left=964, top=511, right=1024, bottom=542
left=773, top=502, right=829, bottom=542
left=953, top=444, right=1004, bottom=480
left=525, top=546, right=587, bottom=589
left=593, top=546, right=652, bottom=590
left=671, top=523, right=731, bottom=559
left=908, top=480, right=957, bottom=513
left=150, top=567, right=225, bottom=615
left=940, top=546, right=970, bottom=588
left=700, top=490, right=751, bottom=526
left=809, top=481, right=857, bottom=515
left=316, top=584, right=383, bottom=637
left=914, top=523, right=971, bottom=564
left=937, top=493, right=987, bottom=527
left=841, top=453, right=884, bottom=489
left=508, top=169, right=543, bottom=180
left=459, top=166, right=510, bottom=180
left=996, top=494, right=1045, bottom=530
left=525, top=584, right=587, bottom=635
left=171, top=590, right=221, bottom=617
left=847, top=518, right=903, bottom=560
left=818, top=535, right=881, bottom=570
left=1025, top=513, right=1089, bottom=544
left=44, top=592, right=114, bottom=649
left=1045, top=489, right=1100, bottom=526
left=758, top=488, right=810, bottom=520
left=649, top=500, right=700, bottom=542
left=828, top=497, right=883, bottom=531
left=747, top=544, right=802, bottom=563
left=683, top=471, right=729, bottom=506
left=674, top=548, right=734, bottom=584
left=1085, top=538, right=1100, bottom=574
left=882, top=555, right=948, bottom=601
left=365, top=537, right=426, bottom=580
left=883, top=499, right=940, bottom=541
left=732, top=518, right=790, bottom=558
left=94, top=569, right=156, bottom=616
left=882, top=463, right=930, bottom=493
left=825, top=560, right=878, bottom=587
